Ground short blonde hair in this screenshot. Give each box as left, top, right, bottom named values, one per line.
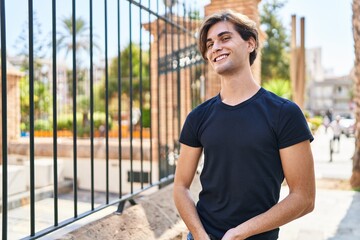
left=198, top=9, right=259, bottom=65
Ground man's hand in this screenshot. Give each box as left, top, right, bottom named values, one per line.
left=221, top=228, right=245, bottom=240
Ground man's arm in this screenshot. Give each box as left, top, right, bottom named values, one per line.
left=173, top=144, right=210, bottom=240
left=222, top=140, right=316, bottom=240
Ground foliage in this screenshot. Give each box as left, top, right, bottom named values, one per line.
left=262, top=78, right=291, bottom=99
left=14, top=12, right=45, bottom=69
left=188, top=10, right=201, bottom=20
left=57, top=15, right=100, bottom=98
left=77, top=94, right=90, bottom=114
left=57, top=114, right=74, bottom=130
left=57, top=15, right=100, bottom=57
left=34, top=119, right=52, bottom=131
left=97, top=43, right=150, bottom=118
left=307, top=116, right=323, bottom=133
left=260, top=0, right=290, bottom=83
left=163, top=0, right=178, bottom=8
left=56, top=112, right=113, bottom=137
left=15, top=12, right=53, bottom=131
left=65, top=68, right=88, bottom=97
left=20, top=76, right=52, bottom=131
left=141, top=108, right=151, bottom=128
left=110, top=43, right=150, bottom=95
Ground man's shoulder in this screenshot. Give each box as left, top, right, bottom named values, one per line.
left=189, top=95, right=218, bottom=115
left=261, top=88, right=299, bottom=110
left=261, top=88, right=289, bottom=104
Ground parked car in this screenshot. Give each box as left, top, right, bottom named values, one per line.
left=339, top=118, right=355, bottom=137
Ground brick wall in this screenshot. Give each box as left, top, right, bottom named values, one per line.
left=144, top=17, right=198, bottom=163
left=0, top=69, right=22, bottom=163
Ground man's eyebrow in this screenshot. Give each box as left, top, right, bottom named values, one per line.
left=206, top=31, right=233, bottom=42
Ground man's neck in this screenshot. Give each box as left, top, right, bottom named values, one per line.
left=219, top=69, right=260, bottom=106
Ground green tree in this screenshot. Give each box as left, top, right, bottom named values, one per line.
left=96, top=43, right=150, bottom=125
left=260, top=0, right=290, bottom=82
left=262, top=78, right=291, bottom=99
left=14, top=12, right=45, bottom=69
left=14, top=12, right=52, bottom=131
left=20, top=76, right=52, bottom=131
left=57, top=16, right=94, bottom=57
left=99, top=43, right=150, bottom=102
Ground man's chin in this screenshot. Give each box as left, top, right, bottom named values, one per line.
left=214, top=66, right=229, bottom=75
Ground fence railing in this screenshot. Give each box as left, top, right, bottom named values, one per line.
left=0, top=0, right=205, bottom=239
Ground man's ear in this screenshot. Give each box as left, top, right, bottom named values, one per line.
left=247, top=37, right=256, bottom=52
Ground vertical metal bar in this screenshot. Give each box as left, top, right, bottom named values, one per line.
left=72, top=0, right=78, bottom=218
left=139, top=0, right=144, bottom=189
left=89, top=0, right=95, bottom=210
left=104, top=0, right=110, bottom=204
left=170, top=2, right=175, bottom=176
left=183, top=3, right=189, bottom=114
left=156, top=0, right=161, bottom=184
left=164, top=2, right=169, bottom=178
left=188, top=4, right=194, bottom=108
left=28, top=0, right=36, bottom=235
left=117, top=0, right=123, bottom=198
left=129, top=1, right=134, bottom=193
left=0, top=0, right=8, bottom=238
left=176, top=2, right=181, bottom=156
left=148, top=0, right=153, bottom=185
left=51, top=0, right=59, bottom=226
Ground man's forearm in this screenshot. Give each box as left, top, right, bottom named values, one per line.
left=173, top=185, right=210, bottom=240
left=223, top=191, right=315, bottom=239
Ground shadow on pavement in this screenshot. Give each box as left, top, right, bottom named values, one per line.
left=327, top=191, right=360, bottom=239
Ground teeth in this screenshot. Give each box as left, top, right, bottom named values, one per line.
left=215, top=54, right=228, bottom=62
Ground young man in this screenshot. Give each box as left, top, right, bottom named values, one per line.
left=173, top=10, right=315, bottom=240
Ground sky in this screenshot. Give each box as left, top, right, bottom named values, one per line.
left=4, top=0, right=355, bottom=77
left=275, top=0, right=354, bottom=76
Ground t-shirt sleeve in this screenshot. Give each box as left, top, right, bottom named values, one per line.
left=179, top=113, right=203, bottom=148
left=277, top=101, right=314, bottom=149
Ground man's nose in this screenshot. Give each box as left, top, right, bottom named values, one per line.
left=212, top=41, right=222, bottom=53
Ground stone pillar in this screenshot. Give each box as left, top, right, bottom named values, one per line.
left=143, top=16, right=200, bottom=163
left=0, top=66, right=23, bottom=163
left=204, top=0, right=265, bottom=99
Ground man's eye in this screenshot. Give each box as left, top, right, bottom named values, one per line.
left=222, top=36, right=230, bottom=41
left=207, top=43, right=213, bottom=49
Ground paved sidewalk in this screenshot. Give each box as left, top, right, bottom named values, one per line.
left=278, top=126, right=360, bottom=240
left=278, top=189, right=360, bottom=240
left=312, top=126, right=354, bottom=179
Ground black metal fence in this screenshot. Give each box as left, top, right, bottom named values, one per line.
left=0, top=0, right=205, bottom=239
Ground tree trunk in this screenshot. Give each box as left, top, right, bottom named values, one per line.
left=351, top=0, right=360, bottom=189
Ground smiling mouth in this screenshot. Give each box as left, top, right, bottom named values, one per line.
left=214, top=54, right=229, bottom=62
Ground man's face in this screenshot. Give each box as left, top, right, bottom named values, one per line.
left=205, top=21, right=254, bottom=75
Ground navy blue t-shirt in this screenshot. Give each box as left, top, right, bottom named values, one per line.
left=179, top=87, right=313, bottom=239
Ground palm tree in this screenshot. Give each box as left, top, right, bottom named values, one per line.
left=57, top=15, right=100, bottom=98
left=57, top=16, right=92, bottom=57
left=351, top=0, right=360, bottom=189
